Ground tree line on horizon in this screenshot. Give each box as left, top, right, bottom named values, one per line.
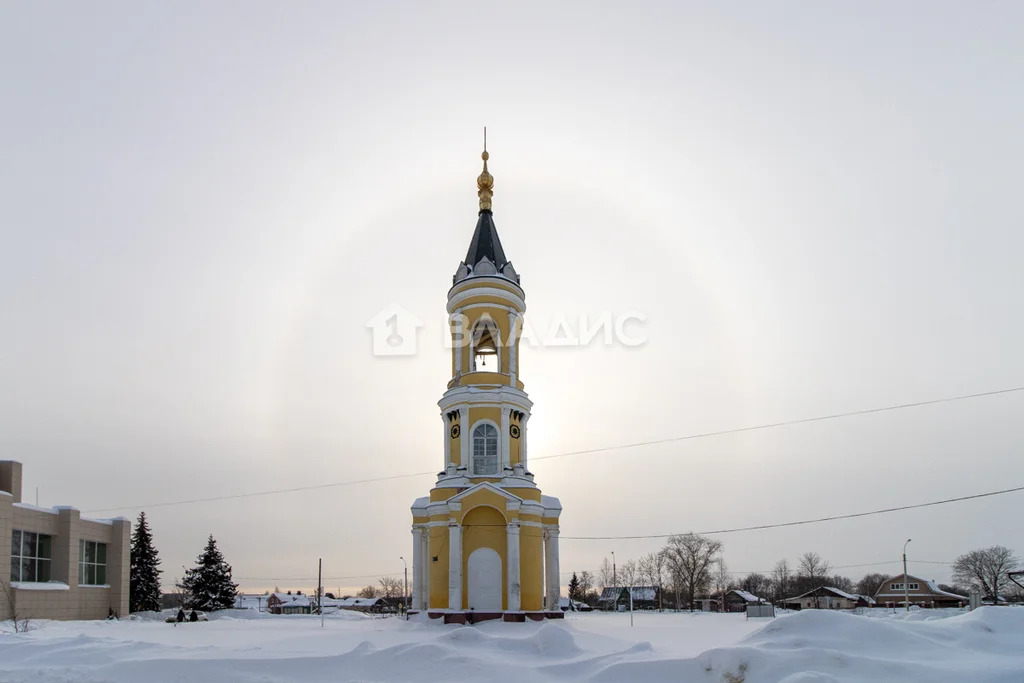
left=566, top=532, right=1022, bottom=610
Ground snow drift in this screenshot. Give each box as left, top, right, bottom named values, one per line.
left=1, top=607, right=1021, bottom=682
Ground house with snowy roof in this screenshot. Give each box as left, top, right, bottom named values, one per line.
left=784, top=586, right=876, bottom=610
left=596, top=586, right=659, bottom=610
left=723, top=589, right=768, bottom=612
left=871, top=573, right=967, bottom=608
left=337, top=596, right=396, bottom=613
left=266, top=592, right=311, bottom=615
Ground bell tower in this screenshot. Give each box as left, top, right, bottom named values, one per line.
left=409, top=141, right=563, bottom=622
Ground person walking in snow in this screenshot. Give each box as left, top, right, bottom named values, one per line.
left=189, top=609, right=198, bottom=622
left=176, top=608, right=185, bottom=623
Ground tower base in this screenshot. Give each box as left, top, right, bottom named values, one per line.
left=411, top=610, right=565, bottom=624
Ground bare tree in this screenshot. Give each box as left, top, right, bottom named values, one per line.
left=639, top=552, right=667, bottom=611
left=357, top=584, right=379, bottom=599
left=578, top=570, right=596, bottom=605
left=378, top=576, right=403, bottom=600
left=952, top=546, right=1019, bottom=601
left=1, top=579, right=30, bottom=633
left=713, top=558, right=731, bottom=612
left=661, top=533, right=723, bottom=611
left=619, top=560, right=639, bottom=609
left=598, top=557, right=614, bottom=592
left=854, top=573, right=888, bottom=599
left=798, top=552, right=831, bottom=608
left=829, top=575, right=855, bottom=593
left=771, top=559, right=791, bottom=604
left=740, top=572, right=771, bottom=600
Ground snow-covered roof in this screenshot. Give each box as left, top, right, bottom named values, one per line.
left=728, top=589, right=764, bottom=603
left=925, top=580, right=968, bottom=600
left=540, top=495, right=562, bottom=511
left=269, top=593, right=310, bottom=607
left=558, top=597, right=588, bottom=608
left=598, top=586, right=657, bottom=601
left=338, top=597, right=383, bottom=607
left=788, top=586, right=868, bottom=602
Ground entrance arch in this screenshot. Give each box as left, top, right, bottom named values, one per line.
left=467, top=547, right=502, bottom=611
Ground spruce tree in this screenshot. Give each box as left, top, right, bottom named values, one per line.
left=568, top=572, right=581, bottom=604
left=129, top=511, right=163, bottom=613
left=178, top=535, right=238, bottom=611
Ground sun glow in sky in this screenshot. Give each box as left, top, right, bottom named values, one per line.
left=2, top=1, right=1022, bottom=594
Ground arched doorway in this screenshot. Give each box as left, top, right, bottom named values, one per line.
left=467, top=547, right=502, bottom=611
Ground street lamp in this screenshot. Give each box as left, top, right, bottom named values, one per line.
left=903, top=539, right=912, bottom=612
left=399, top=556, right=408, bottom=616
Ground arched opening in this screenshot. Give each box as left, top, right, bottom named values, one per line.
left=472, top=423, right=499, bottom=475
left=471, top=319, right=500, bottom=371
left=462, top=505, right=507, bottom=612
left=467, top=548, right=502, bottom=611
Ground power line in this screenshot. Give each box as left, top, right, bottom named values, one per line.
left=531, top=385, right=1024, bottom=462
left=560, top=484, right=1024, bottom=540
left=84, top=384, right=1024, bottom=514
left=235, top=559, right=956, bottom=585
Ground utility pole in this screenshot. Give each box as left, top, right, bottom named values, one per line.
left=611, top=551, right=617, bottom=611
left=400, top=556, right=408, bottom=619
left=903, top=539, right=912, bottom=612
left=318, top=558, right=324, bottom=627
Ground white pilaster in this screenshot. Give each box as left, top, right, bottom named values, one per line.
left=521, top=413, right=530, bottom=470
left=507, top=522, right=521, bottom=611
left=544, top=528, right=560, bottom=611
left=420, top=528, right=430, bottom=610
left=459, top=406, right=470, bottom=468
left=443, top=414, right=451, bottom=468
left=448, top=522, right=462, bottom=611
left=508, top=311, right=518, bottom=386
left=453, top=311, right=464, bottom=375
left=501, top=407, right=511, bottom=470
left=411, top=527, right=424, bottom=610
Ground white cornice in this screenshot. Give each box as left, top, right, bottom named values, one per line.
left=439, top=386, right=532, bottom=411
left=447, top=285, right=526, bottom=314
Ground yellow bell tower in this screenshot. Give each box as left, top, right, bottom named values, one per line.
left=409, top=142, right=563, bottom=623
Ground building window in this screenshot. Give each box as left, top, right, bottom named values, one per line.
left=79, top=540, right=107, bottom=586
left=890, top=582, right=919, bottom=591
left=472, top=423, right=499, bottom=475
left=10, top=530, right=52, bottom=583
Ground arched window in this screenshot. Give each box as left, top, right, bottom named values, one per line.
left=472, top=423, right=499, bottom=475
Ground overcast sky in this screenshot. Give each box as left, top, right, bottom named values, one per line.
left=2, top=1, right=1022, bottom=594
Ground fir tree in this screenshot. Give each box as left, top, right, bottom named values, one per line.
left=568, top=572, right=581, bottom=604
left=178, top=535, right=238, bottom=611
left=129, top=511, right=163, bottom=613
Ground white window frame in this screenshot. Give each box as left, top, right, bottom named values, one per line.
left=10, top=529, right=53, bottom=583
left=78, top=539, right=108, bottom=586
left=470, top=420, right=501, bottom=476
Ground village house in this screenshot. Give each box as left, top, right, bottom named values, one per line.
left=723, top=589, right=768, bottom=613
left=1, top=461, right=130, bottom=621
left=266, top=592, right=311, bottom=615
left=871, top=573, right=967, bottom=608
left=784, top=586, right=876, bottom=610
left=596, top=586, right=659, bottom=611
left=338, top=597, right=396, bottom=614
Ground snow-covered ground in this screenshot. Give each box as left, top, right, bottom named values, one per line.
left=2, top=607, right=1022, bottom=682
